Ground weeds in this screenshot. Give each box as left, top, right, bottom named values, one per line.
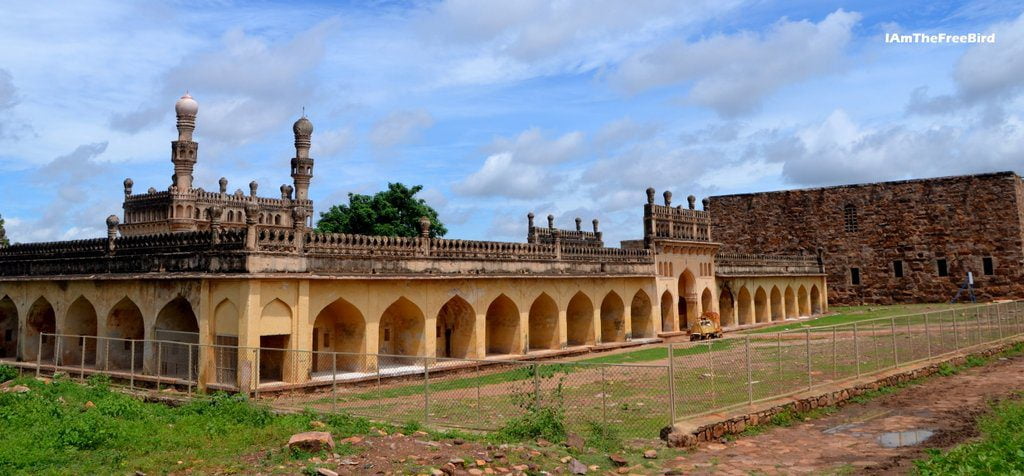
left=915, top=395, right=1024, bottom=474
left=0, top=365, right=18, bottom=383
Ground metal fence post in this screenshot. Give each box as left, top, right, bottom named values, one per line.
left=854, top=322, right=861, bottom=377
left=35, top=333, right=42, bottom=378
left=332, top=353, right=338, bottom=413
left=156, top=341, right=162, bottom=392
left=832, top=326, right=837, bottom=379
left=708, top=340, right=716, bottom=408
left=187, top=343, right=194, bottom=396
left=130, top=340, right=136, bottom=390
left=975, top=307, right=983, bottom=346
left=668, top=343, right=677, bottom=424
left=997, top=304, right=1004, bottom=340
left=55, top=335, right=62, bottom=369
left=890, top=317, right=898, bottom=368
left=476, top=361, right=482, bottom=428
left=805, top=329, right=812, bottom=390
left=924, top=312, right=932, bottom=358
left=745, top=337, right=753, bottom=405
left=254, top=348, right=260, bottom=400
left=777, top=332, right=782, bottom=376
left=423, top=358, right=430, bottom=426
left=80, top=337, right=86, bottom=380
left=601, top=365, right=608, bottom=424
left=104, top=339, right=110, bottom=371
left=533, top=362, right=541, bottom=409
left=952, top=310, right=960, bottom=351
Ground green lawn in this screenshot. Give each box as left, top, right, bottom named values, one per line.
left=742, top=303, right=973, bottom=334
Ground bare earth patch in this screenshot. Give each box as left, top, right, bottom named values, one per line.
left=668, top=352, right=1024, bottom=475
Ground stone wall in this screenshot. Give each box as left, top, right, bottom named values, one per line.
left=709, top=172, right=1024, bottom=305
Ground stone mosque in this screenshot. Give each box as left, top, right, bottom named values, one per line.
left=0, top=94, right=827, bottom=391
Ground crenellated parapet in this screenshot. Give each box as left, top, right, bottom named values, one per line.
left=526, top=213, right=604, bottom=248
left=643, top=188, right=712, bottom=246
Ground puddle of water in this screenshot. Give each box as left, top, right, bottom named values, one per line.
left=877, top=429, right=934, bottom=448
left=823, top=423, right=859, bottom=435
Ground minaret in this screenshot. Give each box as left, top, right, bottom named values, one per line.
left=172, top=92, right=199, bottom=191
left=291, top=114, right=314, bottom=201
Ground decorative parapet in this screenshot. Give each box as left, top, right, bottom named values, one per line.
left=526, top=213, right=604, bottom=248
left=715, top=252, right=823, bottom=276
left=643, top=189, right=712, bottom=245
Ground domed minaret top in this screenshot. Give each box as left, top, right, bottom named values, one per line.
left=175, top=92, right=198, bottom=142
left=291, top=113, right=315, bottom=202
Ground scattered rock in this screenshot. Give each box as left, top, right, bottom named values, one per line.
left=475, top=459, right=487, bottom=467
left=339, top=459, right=358, bottom=465
left=449, top=457, right=465, bottom=467
left=643, top=450, right=657, bottom=459
left=468, top=469, right=484, bottom=475
left=440, top=462, right=457, bottom=475
left=608, top=454, right=627, bottom=466
left=134, top=472, right=146, bottom=476
left=430, top=469, right=444, bottom=476
left=287, top=432, right=335, bottom=453
left=310, top=420, right=326, bottom=429
left=84, top=401, right=96, bottom=409
left=568, top=459, right=587, bottom=475
left=560, top=456, right=572, bottom=463
left=565, top=432, right=585, bottom=451
left=371, top=428, right=388, bottom=436
left=413, top=430, right=429, bottom=437
left=340, top=436, right=363, bottom=445
left=453, top=438, right=465, bottom=445
left=536, top=438, right=551, bottom=447
left=316, top=468, right=338, bottom=476
left=512, top=464, right=529, bottom=471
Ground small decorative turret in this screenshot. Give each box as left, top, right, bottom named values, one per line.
left=123, top=178, right=133, bottom=197
left=547, top=214, right=555, bottom=229
left=575, top=217, right=582, bottom=231
left=171, top=92, right=199, bottom=190
left=646, top=187, right=656, bottom=204
left=249, top=180, right=258, bottom=198
left=687, top=195, right=696, bottom=210
left=702, top=198, right=710, bottom=211
left=663, top=190, right=672, bottom=206
left=291, top=114, right=315, bottom=202
left=592, top=219, right=599, bottom=234
left=244, top=202, right=259, bottom=225
left=219, top=177, right=228, bottom=194
left=419, top=216, right=431, bottom=238
left=527, top=212, right=535, bottom=228
left=105, top=215, right=119, bottom=253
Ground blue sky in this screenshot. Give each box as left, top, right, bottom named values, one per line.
left=0, top=0, right=1022, bottom=245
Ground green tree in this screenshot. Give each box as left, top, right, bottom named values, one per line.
left=0, top=214, right=8, bottom=246
left=315, top=183, right=448, bottom=238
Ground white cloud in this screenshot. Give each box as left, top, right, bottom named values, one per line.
left=312, top=127, right=353, bottom=157
left=613, top=9, right=861, bottom=116
left=455, top=152, right=553, bottom=198
left=369, top=110, right=435, bottom=149
left=488, top=127, right=584, bottom=164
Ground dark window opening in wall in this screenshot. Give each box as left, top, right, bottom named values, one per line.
left=851, top=267, right=861, bottom=285
left=983, top=257, right=994, bottom=276
left=937, top=259, right=948, bottom=277
left=843, top=204, right=858, bottom=232
left=3, top=330, right=9, bottom=342
left=323, top=332, right=331, bottom=348
left=893, top=260, right=904, bottom=278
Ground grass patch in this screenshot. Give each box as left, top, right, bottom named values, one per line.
left=0, top=370, right=386, bottom=475
left=915, top=395, right=1024, bottom=475
left=744, top=303, right=970, bottom=334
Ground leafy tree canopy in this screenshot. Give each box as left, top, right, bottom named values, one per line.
left=0, top=214, right=8, bottom=246
left=315, top=183, right=448, bottom=238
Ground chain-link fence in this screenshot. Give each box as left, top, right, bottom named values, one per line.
left=26, top=301, right=1024, bottom=440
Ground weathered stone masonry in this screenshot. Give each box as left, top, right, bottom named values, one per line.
left=709, top=172, right=1024, bottom=305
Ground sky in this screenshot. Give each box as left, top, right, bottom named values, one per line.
left=0, top=0, right=1022, bottom=246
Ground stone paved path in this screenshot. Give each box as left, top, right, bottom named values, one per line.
left=665, top=352, right=1024, bottom=475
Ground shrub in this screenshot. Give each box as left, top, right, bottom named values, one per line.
left=493, top=405, right=566, bottom=443
left=0, top=365, right=17, bottom=383
left=583, top=420, right=622, bottom=451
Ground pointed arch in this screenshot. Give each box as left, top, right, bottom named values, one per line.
left=630, top=290, right=653, bottom=339
left=25, top=297, right=56, bottom=362
left=486, top=294, right=520, bottom=355
left=660, top=291, right=674, bottom=332
left=528, top=293, right=559, bottom=351
left=378, top=297, right=425, bottom=359
left=784, top=286, right=797, bottom=319
left=737, top=287, right=753, bottom=325
left=436, top=296, right=475, bottom=358
left=678, top=269, right=697, bottom=329
left=63, top=296, right=98, bottom=366
left=770, top=286, right=783, bottom=321
left=566, top=292, right=595, bottom=346
left=811, top=285, right=823, bottom=314
left=106, top=297, right=144, bottom=370
left=600, top=291, right=625, bottom=343
left=260, top=299, right=292, bottom=336
left=798, top=285, right=810, bottom=316
left=155, top=297, right=199, bottom=379
left=719, top=288, right=736, bottom=327
left=700, top=287, right=713, bottom=314
left=0, top=296, right=17, bottom=359
left=313, top=297, right=365, bottom=372
left=754, top=287, right=769, bottom=323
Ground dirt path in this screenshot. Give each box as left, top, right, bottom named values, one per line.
left=668, top=352, right=1024, bottom=475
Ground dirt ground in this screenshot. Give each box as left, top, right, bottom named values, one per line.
left=668, top=352, right=1024, bottom=475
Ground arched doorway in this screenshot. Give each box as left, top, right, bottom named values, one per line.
left=600, top=291, right=625, bottom=343
left=25, top=297, right=56, bottom=363
left=566, top=292, right=595, bottom=346
left=754, top=288, right=769, bottom=323
left=213, top=299, right=240, bottom=384
left=259, top=299, right=292, bottom=383
left=313, top=298, right=364, bottom=373
left=811, top=285, right=823, bottom=314
left=378, top=297, right=425, bottom=366
left=486, top=295, right=520, bottom=356
left=700, top=288, right=713, bottom=315
left=660, top=291, right=674, bottom=332
left=63, top=296, right=98, bottom=367
left=630, top=290, right=653, bottom=339
left=436, top=296, right=475, bottom=359
left=528, top=293, right=559, bottom=351
left=0, top=296, right=17, bottom=359
left=155, top=297, right=199, bottom=379
left=770, top=286, right=783, bottom=321
left=677, top=270, right=696, bottom=329
left=737, top=287, right=753, bottom=325
left=106, top=297, right=144, bottom=371
left=798, top=286, right=810, bottom=316
left=784, top=286, right=797, bottom=319
left=719, top=288, right=735, bottom=327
